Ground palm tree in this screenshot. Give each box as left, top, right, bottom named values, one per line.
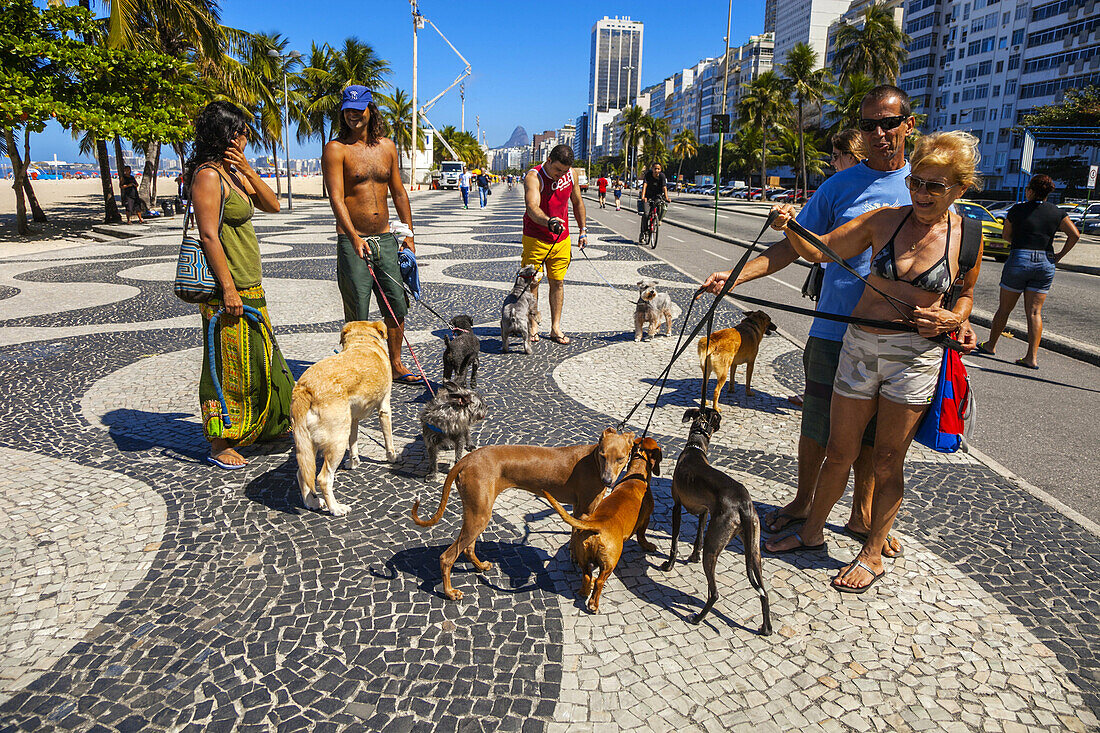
left=379, top=88, right=424, bottom=171
left=617, top=105, right=646, bottom=179
left=833, top=2, right=910, bottom=84
left=782, top=42, right=833, bottom=198
left=244, top=32, right=302, bottom=199
left=738, top=71, right=793, bottom=201
left=826, top=73, right=876, bottom=134
left=639, top=115, right=670, bottom=169
left=85, top=0, right=249, bottom=210
left=773, top=127, right=829, bottom=185
left=671, top=130, right=698, bottom=188
left=297, top=38, right=391, bottom=152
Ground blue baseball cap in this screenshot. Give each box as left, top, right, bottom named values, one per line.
left=341, top=85, right=373, bottom=111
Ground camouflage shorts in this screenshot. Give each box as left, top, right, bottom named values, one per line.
left=834, top=325, right=941, bottom=406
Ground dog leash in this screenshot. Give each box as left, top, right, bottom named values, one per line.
left=207, top=305, right=273, bottom=428
left=359, top=246, right=435, bottom=397
left=619, top=213, right=777, bottom=439
left=578, top=248, right=636, bottom=304
left=783, top=217, right=966, bottom=352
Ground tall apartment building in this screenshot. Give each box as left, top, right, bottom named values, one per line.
left=765, top=0, right=779, bottom=33
left=597, top=33, right=774, bottom=156
left=573, top=112, right=589, bottom=161
left=774, top=0, right=851, bottom=68
left=588, top=16, right=644, bottom=159
left=897, top=0, right=1100, bottom=192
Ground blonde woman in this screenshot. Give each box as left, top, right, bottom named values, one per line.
left=764, top=131, right=983, bottom=593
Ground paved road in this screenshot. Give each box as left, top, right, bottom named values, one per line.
left=650, top=192, right=1100, bottom=348
left=585, top=192, right=1100, bottom=526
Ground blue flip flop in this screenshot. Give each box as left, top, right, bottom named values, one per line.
left=394, top=373, right=426, bottom=385
left=207, top=455, right=248, bottom=470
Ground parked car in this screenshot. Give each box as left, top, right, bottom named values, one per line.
left=1065, top=202, right=1100, bottom=226
left=771, top=189, right=798, bottom=202
left=955, top=199, right=1011, bottom=261
left=1077, top=203, right=1100, bottom=233
left=985, top=202, right=1019, bottom=220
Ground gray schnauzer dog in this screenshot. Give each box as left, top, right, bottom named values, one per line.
left=501, top=264, right=541, bottom=354
left=443, top=314, right=480, bottom=387
left=634, top=279, right=674, bottom=342
left=420, top=380, right=488, bottom=481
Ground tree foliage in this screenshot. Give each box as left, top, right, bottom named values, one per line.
left=1020, top=86, right=1100, bottom=133
left=738, top=71, right=792, bottom=199
left=833, top=2, right=910, bottom=85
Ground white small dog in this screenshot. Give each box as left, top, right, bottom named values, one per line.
left=634, top=280, right=673, bottom=341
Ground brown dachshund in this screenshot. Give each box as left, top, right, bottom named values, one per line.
left=541, top=437, right=662, bottom=613
left=411, top=428, right=636, bottom=601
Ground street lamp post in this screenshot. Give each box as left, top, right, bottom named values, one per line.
left=714, top=2, right=733, bottom=233
left=268, top=49, right=301, bottom=210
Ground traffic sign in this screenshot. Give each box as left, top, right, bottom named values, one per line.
left=1089, top=165, right=1098, bottom=189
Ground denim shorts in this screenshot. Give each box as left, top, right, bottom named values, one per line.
left=1000, top=249, right=1056, bottom=294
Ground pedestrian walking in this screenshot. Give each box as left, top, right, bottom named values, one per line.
left=185, top=100, right=293, bottom=469
left=701, top=86, right=975, bottom=563
left=977, top=174, right=1080, bottom=369
left=597, top=174, right=609, bottom=208
left=765, top=130, right=982, bottom=593
left=459, top=165, right=472, bottom=209
left=119, top=165, right=145, bottom=224
left=613, top=178, right=623, bottom=210
left=476, top=169, right=491, bottom=208
left=522, top=144, right=588, bottom=346
left=322, top=85, right=422, bottom=385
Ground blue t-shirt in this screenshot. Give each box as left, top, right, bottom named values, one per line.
left=796, top=161, right=911, bottom=341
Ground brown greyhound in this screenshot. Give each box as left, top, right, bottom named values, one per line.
left=411, top=428, right=636, bottom=601
left=542, top=437, right=662, bottom=613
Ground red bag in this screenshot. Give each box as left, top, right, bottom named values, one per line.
left=914, top=343, right=974, bottom=453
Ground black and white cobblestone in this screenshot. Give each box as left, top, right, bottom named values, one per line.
left=0, top=191, right=1096, bottom=732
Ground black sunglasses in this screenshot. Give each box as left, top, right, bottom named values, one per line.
left=905, top=174, right=956, bottom=197
left=858, top=115, right=908, bottom=132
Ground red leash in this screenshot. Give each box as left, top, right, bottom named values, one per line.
left=361, top=248, right=435, bottom=397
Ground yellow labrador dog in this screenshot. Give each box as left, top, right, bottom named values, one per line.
left=291, top=321, right=396, bottom=516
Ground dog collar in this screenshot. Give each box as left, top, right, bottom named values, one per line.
left=450, top=327, right=469, bottom=334
left=425, top=423, right=444, bottom=434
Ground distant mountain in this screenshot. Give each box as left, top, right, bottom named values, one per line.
left=496, top=126, right=529, bottom=149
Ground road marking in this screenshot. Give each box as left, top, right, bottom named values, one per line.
left=702, top=248, right=730, bottom=261
left=668, top=235, right=684, bottom=242
left=767, top=275, right=802, bottom=292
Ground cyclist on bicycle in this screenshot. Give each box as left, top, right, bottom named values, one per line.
left=639, top=162, right=671, bottom=243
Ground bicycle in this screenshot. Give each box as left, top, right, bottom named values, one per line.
left=639, top=199, right=667, bottom=249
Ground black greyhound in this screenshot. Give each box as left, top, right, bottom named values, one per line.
left=662, top=406, right=772, bottom=634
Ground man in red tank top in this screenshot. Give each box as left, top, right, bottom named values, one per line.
left=521, top=144, right=588, bottom=345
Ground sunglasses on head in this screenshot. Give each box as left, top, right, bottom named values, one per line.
left=905, top=174, right=956, bottom=197
left=858, top=115, right=908, bottom=132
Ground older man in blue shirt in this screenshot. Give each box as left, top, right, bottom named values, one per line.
left=702, top=85, right=975, bottom=559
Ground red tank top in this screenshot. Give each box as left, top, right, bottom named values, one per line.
left=523, top=165, right=574, bottom=242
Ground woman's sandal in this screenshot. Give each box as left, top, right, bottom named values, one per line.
left=832, top=560, right=886, bottom=594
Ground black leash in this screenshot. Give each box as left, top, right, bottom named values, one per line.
left=618, top=213, right=778, bottom=439
left=784, top=218, right=966, bottom=352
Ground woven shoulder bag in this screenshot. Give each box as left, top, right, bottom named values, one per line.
left=174, top=173, right=225, bottom=303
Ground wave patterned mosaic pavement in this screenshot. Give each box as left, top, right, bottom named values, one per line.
left=0, top=189, right=1097, bottom=732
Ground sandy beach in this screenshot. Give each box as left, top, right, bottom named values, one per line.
left=1, top=175, right=327, bottom=246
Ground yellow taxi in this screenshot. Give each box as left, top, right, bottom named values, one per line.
left=955, top=200, right=1011, bottom=261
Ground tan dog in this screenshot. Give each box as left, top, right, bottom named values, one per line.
left=542, top=437, right=661, bottom=613
left=292, top=321, right=396, bottom=516
left=697, top=310, right=776, bottom=411
left=411, top=428, right=636, bottom=601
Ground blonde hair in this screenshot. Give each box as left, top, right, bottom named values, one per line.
left=831, top=129, right=865, bottom=160
left=910, top=130, right=983, bottom=191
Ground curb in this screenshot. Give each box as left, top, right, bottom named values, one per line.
left=589, top=206, right=1100, bottom=542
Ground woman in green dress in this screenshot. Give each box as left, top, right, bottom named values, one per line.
left=184, top=101, right=294, bottom=469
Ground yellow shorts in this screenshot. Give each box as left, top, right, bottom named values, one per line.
left=521, top=235, right=571, bottom=281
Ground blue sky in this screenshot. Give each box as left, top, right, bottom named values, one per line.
left=31, top=0, right=764, bottom=163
